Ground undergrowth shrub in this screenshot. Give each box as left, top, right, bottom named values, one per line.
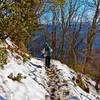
left=23, top=54, right=28, bottom=62
left=85, top=74, right=91, bottom=78
left=90, top=72, right=100, bottom=81
left=8, top=73, right=26, bottom=82
left=18, top=42, right=29, bottom=54
left=15, top=42, right=31, bottom=62
left=0, top=39, right=5, bottom=44
left=0, top=47, right=8, bottom=68
left=72, top=64, right=82, bottom=73
left=76, top=74, right=89, bottom=93
left=89, top=72, right=100, bottom=90
left=7, top=43, right=31, bottom=62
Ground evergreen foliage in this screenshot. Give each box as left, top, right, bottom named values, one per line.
left=0, top=47, right=8, bottom=68
left=0, top=0, right=44, bottom=51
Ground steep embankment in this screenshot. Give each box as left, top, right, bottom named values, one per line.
left=0, top=38, right=48, bottom=100
left=0, top=38, right=100, bottom=100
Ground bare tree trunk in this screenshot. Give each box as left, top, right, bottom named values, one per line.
left=83, top=0, right=100, bottom=73
left=52, top=9, right=57, bottom=59
left=67, top=0, right=76, bottom=66
left=60, top=6, right=65, bottom=63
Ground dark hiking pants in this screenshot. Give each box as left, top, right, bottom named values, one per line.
left=45, top=56, right=51, bottom=68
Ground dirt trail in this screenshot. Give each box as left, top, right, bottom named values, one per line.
left=45, top=66, right=69, bottom=100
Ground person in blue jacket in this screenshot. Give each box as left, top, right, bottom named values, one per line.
left=42, top=42, right=53, bottom=68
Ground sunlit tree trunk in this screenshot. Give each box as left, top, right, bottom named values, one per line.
left=83, top=0, right=100, bottom=73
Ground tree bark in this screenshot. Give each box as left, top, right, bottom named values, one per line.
left=83, top=0, right=100, bottom=73
left=60, top=6, right=65, bottom=63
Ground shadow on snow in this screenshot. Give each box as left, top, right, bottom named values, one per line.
left=29, top=62, right=42, bottom=68
left=0, top=96, right=6, bottom=100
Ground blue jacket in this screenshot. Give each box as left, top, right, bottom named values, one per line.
left=45, top=43, right=51, bottom=57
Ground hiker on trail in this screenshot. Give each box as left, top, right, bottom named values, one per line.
left=41, top=42, right=53, bottom=68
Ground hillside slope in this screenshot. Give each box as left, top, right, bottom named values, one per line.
left=0, top=38, right=100, bottom=100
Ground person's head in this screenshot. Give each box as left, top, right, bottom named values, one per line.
left=45, top=42, right=49, bottom=48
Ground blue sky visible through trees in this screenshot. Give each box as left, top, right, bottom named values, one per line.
left=40, top=0, right=97, bottom=24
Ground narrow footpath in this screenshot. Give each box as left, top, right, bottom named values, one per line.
left=45, top=66, right=69, bottom=100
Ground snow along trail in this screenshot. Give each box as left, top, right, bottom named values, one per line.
left=0, top=56, right=100, bottom=100
left=48, top=60, right=100, bottom=100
